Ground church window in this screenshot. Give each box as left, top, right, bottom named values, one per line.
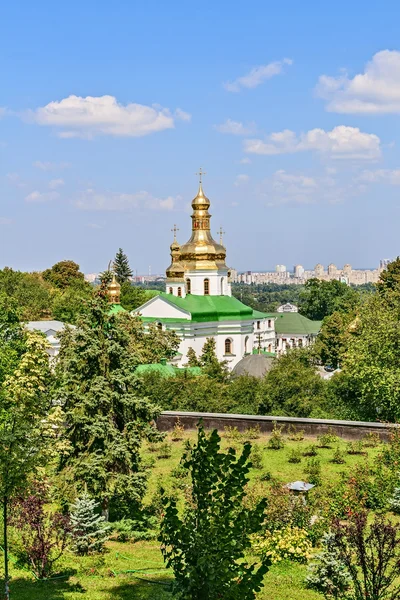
left=298, top=338, right=303, bottom=347
left=186, top=278, right=191, bottom=294
left=204, top=278, right=210, bottom=295
left=157, top=322, right=163, bottom=331
left=220, top=277, right=224, bottom=295
left=268, top=344, right=272, bottom=353
left=178, top=287, right=182, bottom=297
left=257, top=321, right=260, bottom=330
left=268, top=319, right=272, bottom=328
left=169, top=287, right=173, bottom=294
left=245, top=336, right=249, bottom=354
left=225, top=338, right=233, bottom=355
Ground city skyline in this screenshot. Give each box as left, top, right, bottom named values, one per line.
left=2, top=1, right=400, bottom=273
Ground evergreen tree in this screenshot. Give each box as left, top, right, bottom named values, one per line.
left=185, top=347, right=200, bottom=368
left=56, top=293, right=161, bottom=520
left=306, top=532, right=352, bottom=599
left=70, top=492, right=111, bottom=555
left=113, top=248, right=133, bottom=284
left=389, top=477, right=400, bottom=513
left=199, top=337, right=229, bottom=382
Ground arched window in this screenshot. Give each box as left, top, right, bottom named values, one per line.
left=298, top=338, right=303, bottom=347
left=268, top=319, right=272, bottom=328
left=177, top=287, right=182, bottom=297
left=169, top=287, right=173, bottom=294
left=220, top=277, right=224, bottom=295
left=204, top=278, right=210, bottom=295
left=268, top=344, right=272, bottom=353
left=186, top=278, right=191, bottom=294
left=245, top=336, right=249, bottom=354
left=157, top=322, right=163, bottom=331
left=225, top=338, right=233, bottom=355
left=257, top=321, right=261, bottom=330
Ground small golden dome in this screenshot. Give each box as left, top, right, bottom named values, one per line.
left=107, top=272, right=121, bottom=304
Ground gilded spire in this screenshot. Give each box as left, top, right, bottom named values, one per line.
left=106, top=268, right=121, bottom=304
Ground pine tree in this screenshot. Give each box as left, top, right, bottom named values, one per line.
left=306, top=532, right=351, bottom=599
left=70, top=492, right=111, bottom=555
left=56, top=293, right=162, bottom=520
left=389, top=481, right=400, bottom=513
left=185, top=347, right=200, bottom=367
left=113, top=248, right=133, bottom=284
left=199, top=337, right=229, bottom=382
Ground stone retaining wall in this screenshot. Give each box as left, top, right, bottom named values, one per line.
left=157, top=411, right=395, bottom=441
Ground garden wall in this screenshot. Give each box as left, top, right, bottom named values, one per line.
left=157, top=411, right=395, bottom=441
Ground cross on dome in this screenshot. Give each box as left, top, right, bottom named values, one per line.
left=217, top=226, right=225, bottom=245
left=171, top=224, right=179, bottom=241
left=196, top=167, right=206, bottom=184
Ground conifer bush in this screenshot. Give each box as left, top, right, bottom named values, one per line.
left=250, top=443, right=263, bottom=469
left=70, top=492, right=111, bottom=555
left=306, top=532, right=352, bottom=599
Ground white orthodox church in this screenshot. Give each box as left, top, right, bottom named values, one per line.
left=134, top=178, right=276, bottom=369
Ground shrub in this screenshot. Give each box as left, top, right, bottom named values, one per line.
left=363, top=432, right=381, bottom=448
left=252, top=526, right=312, bottom=564
left=70, top=492, right=111, bottom=555
left=157, top=441, right=172, bottom=459
left=171, top=418, right=185, bottom=441
left=305, top=458, right=321, bottom=485
left=306, top=532, right=352, bottom=599
left=243, top=425, right=261, bottom=440
left=288, top=447, right=302, bottom=464
left=287, top=425, right=305, bottom=441
left=331, top=447, right=346, bottom=464
left=260, top=471, right=272, bottom=482
left=346, top=440, right=365, bottom=455
left=113, top=517, right=158, bottom=543
left=171, top=464, right=188, bottom=480
left=303, top=444, right=318, bottom=457
left=250, top=444, right=263, bottom=469
left=267, top=422, right=285, bottom=450
left=10, top=482, right=71, bottom=579
left=223, top=425, right=243, bottom=442
left=317, top=428, right=339, bottom=448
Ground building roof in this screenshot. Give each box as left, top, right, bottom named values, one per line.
left=135, top=363, right=177, bottom=377
left=154, top=292, right=270, bottom=323
left=285, top=481, right=315, bottom=492
left=109, top=303, right=127, bottom=315
left=272, top=312, right=321, bottom=335
left=26, top=320, right=67, bottom=333
left=232, top=354, right=275, bottom=379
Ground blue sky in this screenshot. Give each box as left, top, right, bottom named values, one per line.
left=1, top=0, right=400, bottom=274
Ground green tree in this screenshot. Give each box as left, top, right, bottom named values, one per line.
left=306, top=532, right=352, bottom=599
left=0, top=268, right=52, bottom=320
left=258, top=348, right=326, bottom=417
left=113, top=248, right=133, bottom=283
left=313, top=310, right=354, bottom=369
left=42, top=260, right=85, bottom=289
left=185, top=347, right=200, bottom=368
left=56, top=294, right=161, bottom=519
left=120, top=282, right=148, bottom=311
left=70, top=492, right=111, bottom=555
left=51, top=283, right=94, bottom=324
left=299, top=279, right=359, bottom=321
left=376, top=257, right=400, bottom=300
left=0, top=330, right=52, bottom=599
left=199, top=337, right=229, bottom=382
left=160, top=425, right=269, bottom=599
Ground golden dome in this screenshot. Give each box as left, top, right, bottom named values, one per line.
left=177, top=182, right=226, bottom=271
left=107, top=272, right=121, bottom=304
left=166, top=228, right=185, bottom=280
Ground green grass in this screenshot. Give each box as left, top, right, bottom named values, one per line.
left=2, top=428, right=383, bottom=599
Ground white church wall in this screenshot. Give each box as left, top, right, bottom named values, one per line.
left=184, top=269, right=231, bottom=296
left=137, top=297, right=190, bottom=320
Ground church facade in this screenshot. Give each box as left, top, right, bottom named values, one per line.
left=134, top=179, right=276, bottom=369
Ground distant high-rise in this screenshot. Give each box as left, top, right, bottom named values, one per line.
left=380, top=258, right=391, bottom=269
left=276, top=264, right=287, bottom=273
left=293, top=264, right=304, bottom=278
left=314, top=263, right=324, bottom=277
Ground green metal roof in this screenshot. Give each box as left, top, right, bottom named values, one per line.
left=156, top=293, right=265, bottom=323
left=109, top=304, right=127, bottom=315
left=135, top=363, right=176, bottom=377
left=271, top=312, right=321, bottom=335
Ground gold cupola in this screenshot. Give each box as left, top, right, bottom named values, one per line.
left=178, top=178, right=226, bottom=271
left=107, top=271, right=121, bottom=304
left=166, top=224, right=185, bottom=280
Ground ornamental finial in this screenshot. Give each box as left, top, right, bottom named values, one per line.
left=196, top=167, right=206, bottom=185
left=171, top=224, right=179, bottom=241
left=217, top=226, right=225, bottom=245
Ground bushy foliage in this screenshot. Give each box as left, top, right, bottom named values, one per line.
left=267, top=422, right=285, bottom=450
left=306, top=532, right=352, bottom=599
left=159, top=426, right=269, bottom=599
left=70, top=492, right=111, bottom=555
left=171, top=418, right=185, bottom=441
left=288, top=447, right=302, bottom=463
left=250, top=444, right=263, bottom=469
left=305, top=458, right=321, bottom=485
left=252, top=526, right=312, bottom=564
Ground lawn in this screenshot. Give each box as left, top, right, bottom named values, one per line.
left=3, top=426, right=383, bottom=600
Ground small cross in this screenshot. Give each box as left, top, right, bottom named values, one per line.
left=217, top=226, right=225, bottom=245
left=196, top=167, right=206, bottom=184
left=171, top=224, right=179, bottom=241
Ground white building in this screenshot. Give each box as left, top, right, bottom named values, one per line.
left=25, top=320, right=72, bottom=358
left=134, top=180, right=276, bottom=369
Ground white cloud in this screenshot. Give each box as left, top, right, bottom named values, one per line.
left=240, top=157, right=251, bottom=164
left=76, top=188, right=177, bottom=212
left=357, top=168, right=400, bottom=185
left=88, top=223, right=103, bottom=229
left=25, top=190, right=60, bottom=203
left=28, top=95, right=189, bottom=138
left=6, top=173, right=27, bottom=188
left=0, top=217, right=11, bottom=225
left=48, top=178, right=65, bottom=189
left=234, top=174, right=249, bottom=186
left=33, top=161, right=71, bottom=171
left=215, top=119, right=256, bottom=135
left=317, top=50, right=400, bottom=114
left=0, top=108, right=6, bottom=118
left=244, top=125, right=381, bottom=160
left=224, top=58, right=292, bottom=92
left=175, top=108, right=191, bottom=122
left=259, top=169, right=359, bottom=206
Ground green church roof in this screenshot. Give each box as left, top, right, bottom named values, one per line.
left=109, top=303, right=127, bottom=315
left=135, top=362, right=176, bottom=377
left=272, top=312, right=321, bottom=335
left=157, top=293, right=270, bottom=323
